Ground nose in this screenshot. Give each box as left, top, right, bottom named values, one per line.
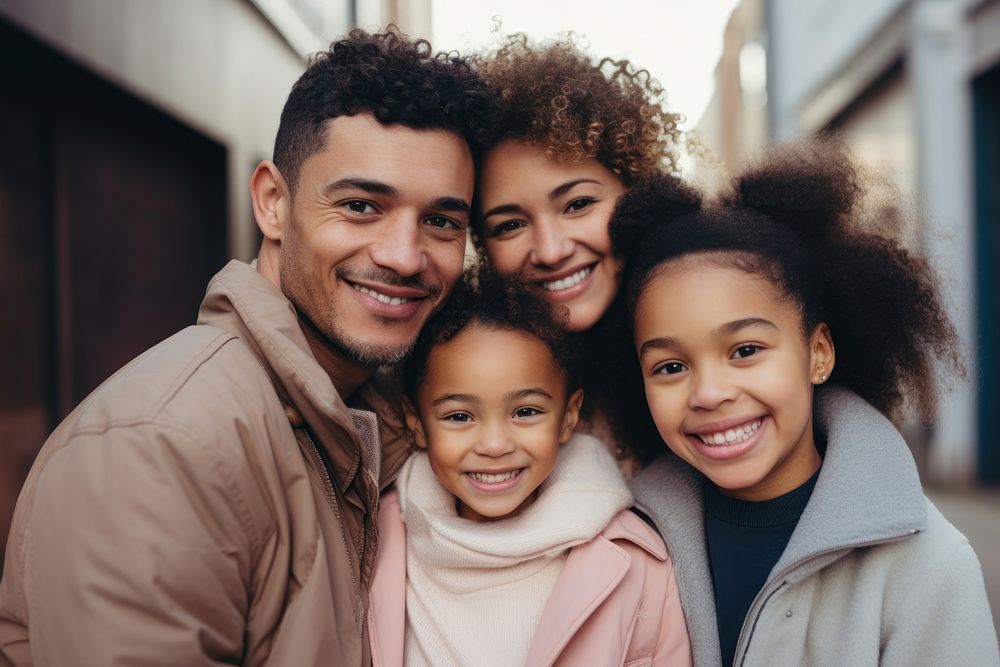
left=688, top=365, right=739, bottom=411
left=369, top=215, right=428, bottom=277
left=528, top=220, right=575, bottom=267
left=474, top=420, right=516, bottom=458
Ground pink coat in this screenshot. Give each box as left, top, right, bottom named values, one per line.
left=368, top=491, right=692, bottom=666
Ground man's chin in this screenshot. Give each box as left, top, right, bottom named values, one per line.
left=329, top=333, right=416, bottom=368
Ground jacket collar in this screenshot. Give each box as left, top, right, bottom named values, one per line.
left=197, top=260, right=375, bottom=492
left=630, top=449, right=718, bottom=667
left=629, top=386, right=928, bottom=667
left=775, top=386, right=926, bottom=575
left=370, top=493, right=664, bottom=667
left=600, top=510, right=668, bottom=561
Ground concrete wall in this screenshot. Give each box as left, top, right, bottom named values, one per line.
left=768, top=0, right=907, bottom=140
left=710, top=0, right=994, bottom=482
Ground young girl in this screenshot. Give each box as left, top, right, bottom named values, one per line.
left=367, top=270, right=691, bottom=666
left=609, top=143, right=998, bottom=666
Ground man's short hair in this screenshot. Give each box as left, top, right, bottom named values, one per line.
left=273, top=27, right=497, bottom=191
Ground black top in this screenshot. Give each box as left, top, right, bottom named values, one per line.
left=705, top=471, right=820, bottom=666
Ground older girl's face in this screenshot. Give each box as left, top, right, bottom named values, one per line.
left=634, top=257, right=834, bottom=501
left=478, top=141, right=626, bottom=332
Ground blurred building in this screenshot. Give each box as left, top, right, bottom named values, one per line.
left=0, top=0, right=430, bottom=569
left=696, top=0, right=1000, bottom=487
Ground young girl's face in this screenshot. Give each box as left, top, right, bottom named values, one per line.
left=633, top=255, right=834, bottom=501
left=409, top=324, right=583, bottom=522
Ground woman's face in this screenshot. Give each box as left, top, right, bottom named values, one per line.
left=478, top=141, right=626, bottom=332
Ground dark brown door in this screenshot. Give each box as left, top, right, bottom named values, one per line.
left=0, top=18, right=227, bottom=569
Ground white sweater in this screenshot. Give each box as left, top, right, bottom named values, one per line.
left=396, top=433, right=633, bottom=667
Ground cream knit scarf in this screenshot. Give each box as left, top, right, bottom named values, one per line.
left=396, top=433, right=633, bottom=667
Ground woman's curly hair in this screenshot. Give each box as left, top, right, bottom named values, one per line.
left=608, top=140, right=961, bottom=462
left=274, top=27, right=498, bottom=191
left=401, top=267, right=583, bottom=401
left=472, top=33, right=683, bottom=184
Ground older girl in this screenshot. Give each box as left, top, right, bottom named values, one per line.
left=613, top=143, right=998, bottom=666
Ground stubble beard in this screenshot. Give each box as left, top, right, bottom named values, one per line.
left=321, top=316, right=416, bottom=367
left=281, top=267, right=418, bottom=368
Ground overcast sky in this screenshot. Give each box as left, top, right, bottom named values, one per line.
left=431, top=0, right=740, bottom=130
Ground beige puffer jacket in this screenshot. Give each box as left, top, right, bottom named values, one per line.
left=0, top=260, right=411, bottom=666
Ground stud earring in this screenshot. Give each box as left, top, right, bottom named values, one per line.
left=817, top=373, right=828, bottom=383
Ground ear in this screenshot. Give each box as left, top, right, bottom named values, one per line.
left=558, top=388, right=585, bottom=444
left=403, top=397, right=429, bottom=450
left=809, top=323, right=836, bottom=385
left=250, top=160, right=291, bottom=242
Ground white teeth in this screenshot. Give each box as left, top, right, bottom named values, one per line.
left=541, top=266, right=592, bottom=292
left=468, top=469, right=522, bottom=484
left=697, top=419, right=762, bottom=446
left=352, top=284, right=413, bottom=306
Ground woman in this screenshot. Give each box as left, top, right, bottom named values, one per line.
left=472, top=34, right=684, bottom=475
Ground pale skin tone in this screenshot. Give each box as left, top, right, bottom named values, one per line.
left=634, top=254, right=836, bottom=501
left=405, top=325, right=583, bottom=522
left=251, top=113, right=474, bottom=397
left=478, top=141, right=626, bottom=332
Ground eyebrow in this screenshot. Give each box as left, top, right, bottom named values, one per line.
left=504, top=388, right=553, bottom=401
left=480, top=178, right=603, bottom=220
left=433, top=196, right=471, bottom=214
left=430, top=387, right=553, bottom=407
left=550, top=178, right=601, bottom=200
left=639, top=317, right=778, bottom=357
left=431, top=393, right=479, bottom=407
left=324, top=178, right=470, bottom=214
left=712, top=317, right=778, bottom=338
left=323, top=177, right=397, bottom=198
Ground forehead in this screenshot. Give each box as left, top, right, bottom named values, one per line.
left=478, top=140, right=621, bottom=200
left=421, top=326, right=565, bottom=396
left=301, top=113, right=474, bottom=194
left=636, top=257, right=802, bottom=333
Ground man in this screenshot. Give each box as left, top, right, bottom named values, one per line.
left=0, top=28, right=495, bottom=666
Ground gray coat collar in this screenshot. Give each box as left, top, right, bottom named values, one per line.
left=630, top=387, right=927, bottom=667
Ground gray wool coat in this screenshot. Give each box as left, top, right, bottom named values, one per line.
left=631, top=387, right=999, bottom=667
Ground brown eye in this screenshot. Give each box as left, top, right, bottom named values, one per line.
left=425, top=215, right=460, bottom=230
left=565, top=197, right=595, bottom=213
left=733, top=344, right=761, bottom=359
left=489, top=220, right=526, bottom=237
left=655, top=361, right=687, bottom=375
left=344, top=200, right=376, bottom=214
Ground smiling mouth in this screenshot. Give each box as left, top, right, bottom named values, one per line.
left=467, top=469, right=524, bottom=484
left=694, top=418, right=763, bottom=446
left=540, top=265, right=593, bottom=292
left=349, top=283, right=419, bottom=306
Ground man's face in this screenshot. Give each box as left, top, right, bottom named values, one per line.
left=278, top=114, right=474, bottom=366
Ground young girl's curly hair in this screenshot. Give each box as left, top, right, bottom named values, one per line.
left=401, top=267, right=583, bottom=401
left=472, top=33, right=683, bottom=185
left=609, top=141, right=961, bottom=462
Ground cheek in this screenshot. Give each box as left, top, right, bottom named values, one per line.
left=427, top=444, right=459, bottom=480
left=427, top=240, right=466, bottom=278
left=644, top=383, right=683, bottom=431
left=485, top=239, right=529, bottom=275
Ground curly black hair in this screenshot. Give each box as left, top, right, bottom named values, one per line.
left=401, top=267, right=583, bottom=401
left=609, top=141, right=960, bottom=462
left=472, top=33, right=683, bottom=185
left=273, top=27, right=498, bottom=191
